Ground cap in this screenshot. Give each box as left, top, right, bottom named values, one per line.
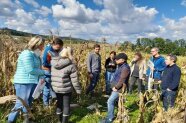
left=115, top=53, right=128, bottom=60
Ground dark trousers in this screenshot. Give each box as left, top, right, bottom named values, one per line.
left=129, top=76, right=143, bottom=93
left=161, top=90, right=177, bottom=111
left=56, top=93, right=71, bottom=117
left=86, top=72, right=100, bottom=94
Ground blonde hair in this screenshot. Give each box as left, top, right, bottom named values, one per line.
left=60, top=47, right=74, bottom=61
left=26, top=36, right=45, bottom=50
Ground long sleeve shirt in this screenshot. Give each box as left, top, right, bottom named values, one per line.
left=87, top=52, right=101, bottom=73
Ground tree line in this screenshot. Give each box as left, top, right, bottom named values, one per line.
left=119, top=37, right=186, bottom=56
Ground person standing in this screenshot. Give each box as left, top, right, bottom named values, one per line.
left=86, top=44, right=101, bottom=96
left=146, top=47, right=166, bottom=90
left=106, top=53, right=130, bottom=123
left=160, top=54, right=181, bottom=111
left=51, top=47, right=82, bottom=123
left=42, top=38, right=63, bottom=107
left=129, top=52, right=146, bottom=93
left=105, top=51, right=117, bottom=95
left=8, top=36, right=45, bottom=123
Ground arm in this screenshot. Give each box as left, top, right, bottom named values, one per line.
left=42, top=46, right=51, bottom=68
left=105, top=58, right=109, bottom=69
left=87, top=53, right=92, bottom=73
left=155, top=58, right=166, bottom=72
left=115, top=68, right=130, bottom=90
left=22, top=52, right=44, bottom=76
left=168, top=68, right=181, bottom=90
left=70, top=65, right=82, bottom=94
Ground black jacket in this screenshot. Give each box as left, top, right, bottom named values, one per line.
left=105, top=58, right=117, bottom=72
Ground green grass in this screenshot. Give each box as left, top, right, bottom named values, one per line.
left=0, top=92, right=153, bottom=123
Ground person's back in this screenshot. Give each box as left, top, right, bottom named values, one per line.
left=51, top=57, right=81, bottom=93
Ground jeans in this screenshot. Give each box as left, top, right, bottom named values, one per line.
left=86, top=72, right=100, bottom=94
left=105, top=71, right=114, bottom=95
left=162, top=89, right=177, bottom=111
left=56, top=93, right=71, bottom=117
left=106, top=91, right=119, bottom=122
left=43, top=70, right=56, bottom=106
left=129, top=76, right=143, bottom=93
left=8, top=83, right=36, bottom=122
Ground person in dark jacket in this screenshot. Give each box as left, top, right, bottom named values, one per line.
left=42, top=38, right=63, bottom=106
left=105, top=51, right=117, bottom=95
left=105, top=53, right=130, bottom=123
left=146, top=47, right=166, bottom=90
left=51, top=47, right=82, bottom=123
left=160, top=54, right=181, bottom=111
left=86, top=44, right=101, bottom=96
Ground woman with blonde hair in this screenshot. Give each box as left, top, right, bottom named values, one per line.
left=8, top=36, right=45, bottom=123
left=51, top=47, right=81, bottom=123
left=129, top=52, right=147, bottom=94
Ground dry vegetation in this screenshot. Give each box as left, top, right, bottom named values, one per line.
left=0, top=33, right=186, bottom=123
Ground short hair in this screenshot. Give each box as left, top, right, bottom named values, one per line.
left=94, top=44, right=100, bottom=49
left=110, top=51, right=116, bottom=55
left=152, top=47, right=159, bottom=52
left=27, top=36, right=45, bottom=50
left=52, top=38, right=63, bottom=46
left=135, top=52, right=143, bottom=60
left=168, top=54, right=177, bottom=63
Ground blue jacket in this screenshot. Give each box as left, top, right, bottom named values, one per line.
left=111, top=63, right=130, bottom=90
left=14, top=50, right=45, bottom=84
left=42, top=44, right=59, bottom=70
left=161, top=64, right=181, bottom=91
left=146, top=56, right=166, bottom=80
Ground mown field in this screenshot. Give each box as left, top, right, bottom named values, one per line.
left=0, top=34, right=186, bottom=123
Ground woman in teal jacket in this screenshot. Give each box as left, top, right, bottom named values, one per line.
left=8, top=36, right=45, bottom=123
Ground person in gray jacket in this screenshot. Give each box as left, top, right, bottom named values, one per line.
left=86, top=44, right=101, bottom=96
left=51, top=47, right=82, bottom=123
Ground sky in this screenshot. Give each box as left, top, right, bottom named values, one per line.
left=0, top=0, right=186, bottom=43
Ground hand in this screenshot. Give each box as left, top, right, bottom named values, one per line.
left=89, top=73, right=93, bottom=79
left=112, top=87, right=117, bottom=92
left=167, top=88, right=172, bottom=91
left=158, top=80, right=162, bottom=84
left=150, top=66, right=154, bottom=71
left=132, top=58, right=137, bottom=62
left=40, top=79, right=45, bottom=84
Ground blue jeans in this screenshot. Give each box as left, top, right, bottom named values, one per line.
left=106, top=91, right=119, bottom=122
left=43, top=70, right=56, bottom=106
left=8, top=83, right=36, bottom=122
left=86, top=72, right=100, bottom=94
left=105, top=71, right=114, bottom=95
left=162, top=89, right=177, bottom=111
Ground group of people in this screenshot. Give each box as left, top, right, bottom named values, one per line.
left=7, top=36, right=181, bottom=123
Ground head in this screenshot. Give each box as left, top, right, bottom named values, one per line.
left=52, top=38, right=63, bottom=52
left=60, top=47, right=74, bottom=61
left=151, top=47, right=159, bottom=57
left=165, top=54, right=177, bottom=66
left=94, top=44, right=100, bottom=54
left=27, top=36, right=45, bottom=51
left=134, top=52, right=143, bottom=61
left=115, top=53, right=128, bottom=65
left=110, top=51, right=116, bottom=59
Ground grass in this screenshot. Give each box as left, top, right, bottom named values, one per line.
left=0, top=91, right=148, bottom=123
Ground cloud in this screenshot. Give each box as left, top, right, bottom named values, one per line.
left=0, top=0, right=17, bottom=17
left=181, top=0, right=186, bottom=7
left=93, top=0, right=103, bottom=6
left=35, top=6, right=52, bottom=16
left=24, top=0, right=40, bottom=8
left=52, top=0, right=159, bottom=42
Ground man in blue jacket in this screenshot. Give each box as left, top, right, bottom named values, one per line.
left=42, top=38, right=63, bottom=107
left=160, top=54, right=181, bottom=111
left=146, top=47, right=166, bottom=89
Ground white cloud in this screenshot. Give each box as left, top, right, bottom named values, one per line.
left=181, top=0, right=186, bottom=7
left=35, top=6, right=52, bottom=16
left=93, top=0, right=103, bottom=6
left=24, top=0, right=40, bottom=8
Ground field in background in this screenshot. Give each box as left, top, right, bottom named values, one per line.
left=0, top=34, right=186, bottom=123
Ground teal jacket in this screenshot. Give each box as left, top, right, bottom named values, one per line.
left=14, top=50, right=45, bottom=84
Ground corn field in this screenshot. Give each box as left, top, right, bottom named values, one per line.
left=0, top=33, right=186, bottom=123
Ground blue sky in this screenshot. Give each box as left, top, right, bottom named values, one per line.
left=0, top=0, right=186, bottom=42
